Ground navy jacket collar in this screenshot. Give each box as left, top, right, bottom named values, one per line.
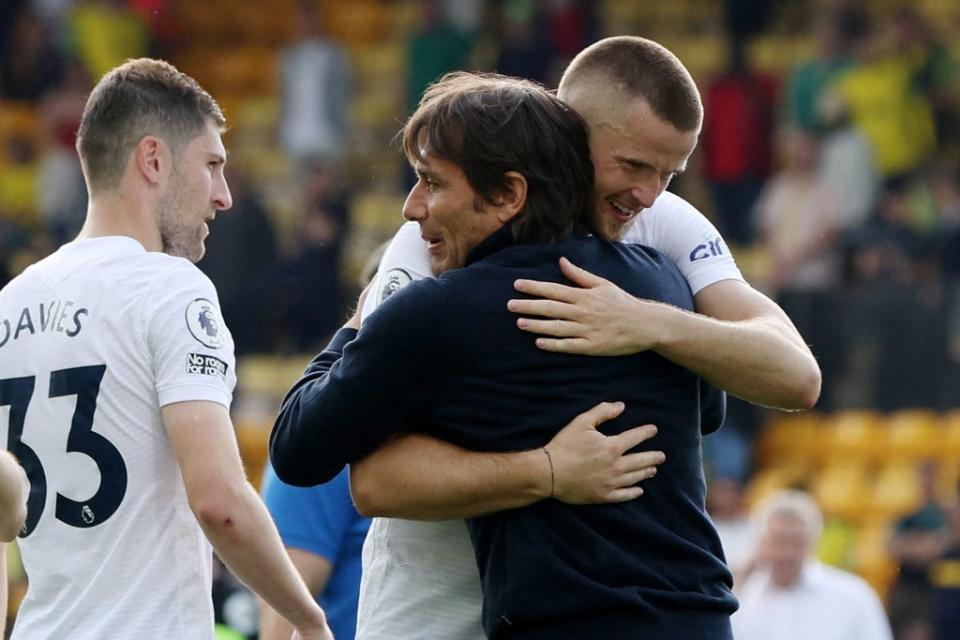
left=466, top=224, right=517, bottom=267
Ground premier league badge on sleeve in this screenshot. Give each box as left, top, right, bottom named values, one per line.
left=185, top=298, right=225, bottom=349
left=379, top=268, right=413, bottom=304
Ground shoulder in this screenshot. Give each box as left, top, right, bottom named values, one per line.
left=624, top=192, right=743, bottom=294
left=364, top=222, right=433, bottom=319
left=139, top=256, right=221, bottom=317
left=144, top=254, right=215, bottom=291
left=812, top=562, right=881, bottom=601
left=624, top=191, right=718, bottom=246
left=360, top=276, right=451, bottom=345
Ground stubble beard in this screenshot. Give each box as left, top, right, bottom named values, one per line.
left=157, top=172, right=205, bottom=263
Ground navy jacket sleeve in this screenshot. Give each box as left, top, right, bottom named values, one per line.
left=269, top=280, right=451, bottom=486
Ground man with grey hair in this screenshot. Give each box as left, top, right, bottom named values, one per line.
left=732, top=490, right=892, bottom=640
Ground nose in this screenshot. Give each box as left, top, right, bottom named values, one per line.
left=402, top=182, right=426, bottom=222
left=214, top=173, right=233, bottom=211
left=631, top=175, right=661, bottom=210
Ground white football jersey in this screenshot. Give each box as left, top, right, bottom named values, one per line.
left=0, top=236, right=236, bottom=640
left=356, top=193, right=744, bottom=639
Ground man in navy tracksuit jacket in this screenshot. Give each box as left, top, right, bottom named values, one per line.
left=270, top=72, right=736, bottom=639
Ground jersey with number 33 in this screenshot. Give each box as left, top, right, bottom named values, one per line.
left=0, top=236, right=236, bottom=640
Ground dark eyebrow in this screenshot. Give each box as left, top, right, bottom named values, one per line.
left=414, top=162, right=440, bottom=181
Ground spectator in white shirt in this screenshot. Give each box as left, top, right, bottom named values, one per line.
left=733, top=490, right=893, bottom=640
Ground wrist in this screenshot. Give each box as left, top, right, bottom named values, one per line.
left=515, top=448, right=552, bottom=500
left=542, top=447, right=556, bottom=499
left=292, top=603, right=328, bottom=632
left=646, top=300, right=686, bottom=352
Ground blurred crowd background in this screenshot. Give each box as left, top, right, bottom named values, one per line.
left=2, top=0, right=960, bottom=638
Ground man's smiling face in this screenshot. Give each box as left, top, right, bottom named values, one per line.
left=402, top=151, right=505, bottom=276
left=580, top=96, right=698, bottom=240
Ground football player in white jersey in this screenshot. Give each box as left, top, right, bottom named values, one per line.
left=0, top=59, right=331, bottom=640
left=347, top=37, right=823, bottom=639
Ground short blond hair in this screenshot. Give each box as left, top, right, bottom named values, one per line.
left=76, top=58, right=226, bottom=192
left=559, top=36, right=702, bottom=132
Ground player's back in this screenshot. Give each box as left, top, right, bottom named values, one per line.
left=0, top=236, right=235, bottom=639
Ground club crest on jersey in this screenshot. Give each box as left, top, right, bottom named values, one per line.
left=379, top=268, right=413, bottom=304
left=185, top=298, right=225, bottom=349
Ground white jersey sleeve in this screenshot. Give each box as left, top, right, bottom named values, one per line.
left=623, top=191, right=743, bottom=295
left=144, top=262, right=236, bottom=408
left=361, top=221, right=433, bottom=322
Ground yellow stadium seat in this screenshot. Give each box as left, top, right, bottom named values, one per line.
left=235, top=417, right=272, bottom=487
left=237, top=355, right=285, bottom=398
left=745, top=463, right=811, bottom=511
left=938, top=463, right=960, bottom=502
left=824, top=409, right=884, bottom=463
left=175, top=47, right=279, bottom=98
left=853, top=518, right=898, bottom=604
left=883, top=409, right=942, bottom=460
left=319, top=0, right=390, bottom=46
left=812, top=461, right=871, bottom=522
left=756, top=412, right=823, bottom=467
left=941, top=410, right=960, bottom=465
left=870, top=462, right=924, bottom=520
left=351, top=192, right=408, bottom=236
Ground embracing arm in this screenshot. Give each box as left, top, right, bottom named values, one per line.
left=659, top=278, right=820, bottom=410
left=510, top=258, right=820, bottom=410
left=272, top=279, right=447, bottom=487
left=270, top=328, right=365, bottom=486
left=350, top=402, right=664, bottom=519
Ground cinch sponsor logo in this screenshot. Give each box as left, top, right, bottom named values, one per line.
left=186, top=353, right=229, bottom=378
left=689, top=238, right=724, bottom=262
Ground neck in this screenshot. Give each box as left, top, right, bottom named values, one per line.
left=77, top=190, right=163, bottom=252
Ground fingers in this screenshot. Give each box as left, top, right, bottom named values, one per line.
left=618, top=450, right=665, bottom=476
left=558, top=257, right=611, bottom=288
left=532, top=337, right=592, bottom=354
left=513, top=278, right=580, bottom=303
left=604, top=486, right=645, bottom=503
left=615, top=466, right=658, bottom=487
left=621, top=447, right=665, bottom=466
left=615, top=424, right=658, bottom=450
left=516, top=317, right=581, bottom=337
left=574, top=401, right=625, bottom=430
left=508, top=298, right=577, bottom=320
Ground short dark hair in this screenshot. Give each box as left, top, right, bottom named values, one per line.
left=401, top=72, right=595, bottom=244
left=76, top=58, right=225, bottom=192
left=560, top=36, right=702, bottom=132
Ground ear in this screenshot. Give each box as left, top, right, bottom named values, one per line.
left=494, top=171, right=527, bottom=224
left=133, top=135, right=168, bottom=186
